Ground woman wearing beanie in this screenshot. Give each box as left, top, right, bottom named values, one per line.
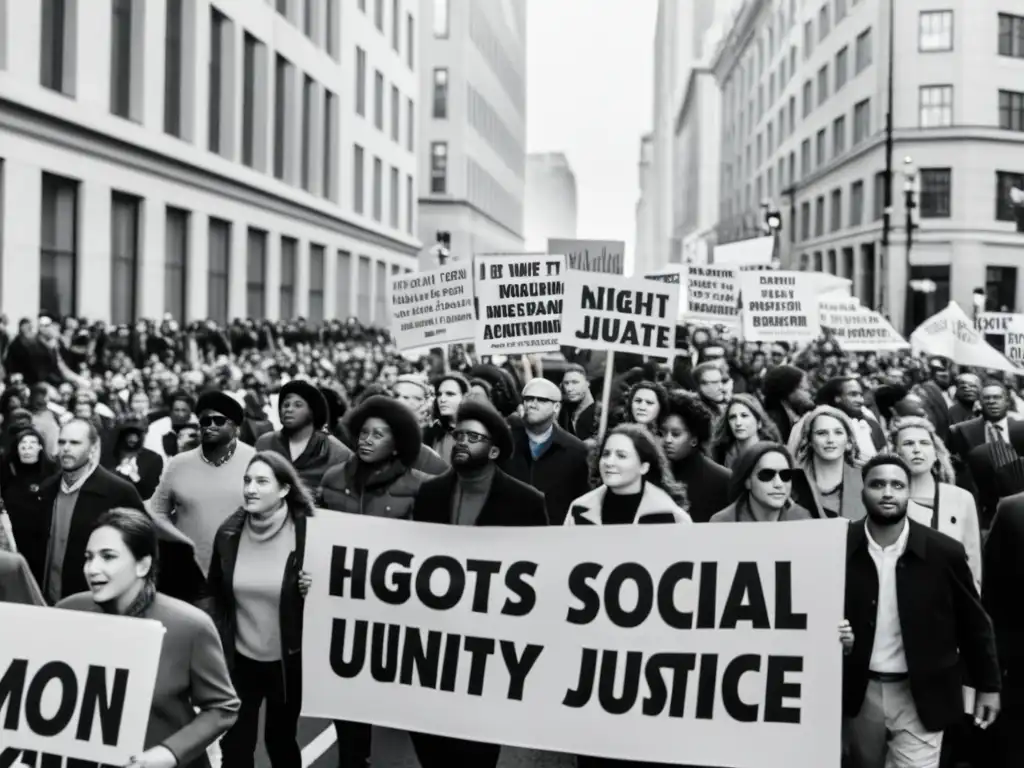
left=254, top=379, right=352, bottom=492
left=59, top=508, right=239, bottom=767
left=789, top=405, right=866, bottom=520
left=709, top=442, right=814, bottom=522
left=207, top=452, right=314, bottom=768
left=423, top=372, right=469, bottom=461
left=761, top=365, right=815, bottom=443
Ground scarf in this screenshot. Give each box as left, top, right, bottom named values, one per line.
left=99, top=580, right=157, bottom=618
left=246, top=503, right=290, bottom=542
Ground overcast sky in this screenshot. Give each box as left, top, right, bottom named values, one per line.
left=526, top=0, right=657, bottom=269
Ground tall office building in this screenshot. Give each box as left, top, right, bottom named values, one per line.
left=524, top=152, right=577, bottom=251
left=0, top=0, right=419, bottom=325
left=417, top=0, right=526, bottom=266
left=713, top=0, right=1024, bottom=331
left=635, top=133, right=656, bottom=272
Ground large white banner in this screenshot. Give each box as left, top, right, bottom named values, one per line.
left=387, top=265, right=476, bottom=351
left=911, top=301, right=1019, bottom=374
left=474, top=254, right=565, bottom=355
left=713, top=237, right=775, bottom=271
left=0, top=603, right=165, bottom=766
left=301, top=515, right=846, bottom=768
left=819, top=298, right=909, bottom=352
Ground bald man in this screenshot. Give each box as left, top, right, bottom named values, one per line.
left=500, top=377, right=591, bottom=524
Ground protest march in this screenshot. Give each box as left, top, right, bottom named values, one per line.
left=1, top=236, right=1022, bottom=768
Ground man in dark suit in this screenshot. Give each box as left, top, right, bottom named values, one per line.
left=843, top=454, right=1000, bottom=767
left=558, top=364, right=598, bottom=442
left=948, top=373, right=981, bottom=427
left=502, top=377, right=590, bottom=525
left=409, top=400, right=546, bottom=768
left=983, top=491, right=1024, bottom=766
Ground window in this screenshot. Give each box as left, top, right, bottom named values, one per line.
left=327, top=0, right=339, bottom=58
left=110, top=0, right=134, bottom=119
left=855, top=28, right=872, bottom=73
left=431, top=142, right=448, bottom=193
left=304, top=0, right=314, bottom=37
left=815, top=196, right=825, bottom=237
left=357, top=256, right=372, bottom=319
left=813, top=252, right=823, bottom=272
left=999, top=14, right=1024, bottom=58
left=280, top=237, right=296, bottom=320
left=372, top=157, right=383, bottom=221
left=919, top=168, right=951, bottom=218
left=374, top=70, right=384, bottom=130
left=835, top=46, right=848, bottom=91
left=164, top=0, right=184, bottom=136
left=919, top=10, right=952, bottom=51
left=802, top=79, right=813, bottom=117
left=242, top=34, right=260, bottom=168
left=353, top=144, right=365, bottom=214
left=309, top=245, right=325, bottom=323
left=833, top=115, right=846, bottom=156
left=40, top=173, right=77, bottom=318
left=434, top=0, right=449, bottom=37
left=246, top=229, right=266, bottom=318
left=40, top=0, right=72, bottom=95
left=817, top=64, right=829, bottom=105
left=850, top=180, right=864, bottom=226
left=406, top=174, right=414, bottom=233
left=987, top=267, right=1018, bottom=313
left=274, top=55, right=288, bottom=179
left=207, top=219, right=230, bottom=326
left=835, top=0, right=847, bottom=23
left=818, top=3, right=830, bottom=40
left=355, top=48, right=367, bottom=116
left=165, top=208, right=188, bottom=320
left=789, top=45, right=797, bottom=78
left=389, top=166, right=399, bottom=227
left=110, top=193, right=140, bottom=324
left=209, top=9, right=227, bottom=154
left=816, top=128, right=827, bottom=166
left=392, top=0, right=400, bottom=50
left=830, top=188, right=842, bottom=232
left=873, top=171, right=887, bottom=220
left=390, top=85, right=400, bottom=142
left=920, top=85, right=953, bottom=128
left=803, top=20, right=814, bottom=59
left=337, top=251, right=352, bottom=317
left=324, top=90, right=338, bottom=199
left=796, top=201, right=809, bottom=241
left=374, top=0, right=383, bottom=31
left=276, top=0, right=287, bottom=14
left=853, top=98, right=871, bottom=144
left=406, top=96, right=414, bottom=151
left=301, top=75, right=313, bottom=191
left=1000, top=90, right=1024, bottom=132
left=996, top=171, right=1024, bottom=221
left=406, top=13, right=415, bottom=69
left=433, top=67, right=448, bottom=118
left=801, top=138, right=811, bottom=177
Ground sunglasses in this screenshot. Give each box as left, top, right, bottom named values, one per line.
left=198, top=415, right=229, bottom=428
left=755, top=468, right=794, bottom=483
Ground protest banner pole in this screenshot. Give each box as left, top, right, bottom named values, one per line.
left=598, top=351, right=615, bottom=438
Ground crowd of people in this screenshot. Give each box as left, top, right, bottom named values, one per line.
left=1, top=310, right=1023, bottom=768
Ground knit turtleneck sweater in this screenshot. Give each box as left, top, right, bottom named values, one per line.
left=233, top=504, right=295, bottom=662
left=601, top=481, right=645, bottom=525
left=451, top=464, right=495, bottom=526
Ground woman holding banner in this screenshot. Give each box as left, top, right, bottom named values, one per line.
left=790, top=406, right=866, bottom=520
left=709, top=442, right=814, bottom=523
left=58, top=508, right=239, bottom=768
left=206, top=452, right=314, bottom=768
left=565, top=423, right=690, bottom=526
left=709, top=393, right=781, bottom=468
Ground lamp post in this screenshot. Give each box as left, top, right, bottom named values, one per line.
left=902, top=156, right=919, bottom=332
left=761, top=199, right=783, bottom=267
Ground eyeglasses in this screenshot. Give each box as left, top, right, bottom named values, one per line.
left=523, top=395, right=558, bottom=405
left=199, top=415, right=229, bottom=428
left=452, top=429, right=491, bottom=444
left=755, top=468, right=794, bottom=483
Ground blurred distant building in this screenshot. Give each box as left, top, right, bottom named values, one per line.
left=635, top=134, right=656, bottom=271
left=524, top=152, right=577, bottom=251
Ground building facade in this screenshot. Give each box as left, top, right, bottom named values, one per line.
left=416, top=0, right=525, bottom=267
left=523, top=151, right=577, bottom=251
left=0, top=0, right=420, bottom=327
left=635, top=132, right=655, bottom=272
left=713, top=0, right=1024, bottom=332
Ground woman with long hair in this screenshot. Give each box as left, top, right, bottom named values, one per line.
left=709, top=442, right=814, bottom=522
left=790, top=405, right=866, bottom=520
left=619, top=381, right=668, bottom=434
left=659, top=391, right=732, bottom=523
left=423, top=372, right=469, bottom=461
left=566, top=423, right=690, bottom=527
left=58, top=508, right=239, bottom=768
left=0, top=426, right=58, bottom=552
left=710, top=393, right=782, bottom=468
left=207, top=452, right=315, bottom=767
left=890, top=416, right=982, bottom=588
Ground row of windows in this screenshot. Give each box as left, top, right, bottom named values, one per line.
left=355, top=47, right=415, bottom=152
left=467, top=1, right=526, bottom=116
left=465, top=83, right=525, bottom=178
left=271, top=0, right=341, bottom=61
left=354, top=0, right=416, bottom=70
left=352, top=144, right=415, bottom=234
left=38, top=172, right=401, bottom=324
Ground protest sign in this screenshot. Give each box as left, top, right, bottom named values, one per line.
left=387, top=265, right=475, bottom=351
left=301, top=514, right=845, bottom=768
left=644, top=268, right=682, bottom=285
left=975, top=312, right=1024, bottom=364
left=819, top=299, right=909, bottom=352
left=738, top=271, right=822, bottom=342
left=547, top=239, right=625, bottom=275
left=685, top=264, right=741, bottom=329
left=560, top=271, right=681, bottom=357
left=473, top=254, right=565, bottom=355
left=712, top=237, right=775, bottom=271
left=0, top=603, right=164, bottom=766
left=911, top=301, right=1019, bottom=374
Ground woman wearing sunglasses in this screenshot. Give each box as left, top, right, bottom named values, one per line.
left=709, top=442, right=813, bottom=522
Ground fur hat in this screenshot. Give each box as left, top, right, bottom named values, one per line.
left=195, top=391, right=245, bottom=425
left=279, top=379, right=329, bottom=430
left=455, top=400, right=513, bottom=462
left=344, top=395, right=422, bottom=467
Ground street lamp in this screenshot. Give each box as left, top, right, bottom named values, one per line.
left=1010, top=186, right=1024, bottom=232
left=902, top=156, right=919, bottom=333
left=973, top=288, right=987, bottom=320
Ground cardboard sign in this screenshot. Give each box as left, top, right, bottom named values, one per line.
left=819, top=299, right=908, bottom=352
left=976, top=312, right=1024, bottom=364
left=0, top=603, right=165, bottom=766
left=388, top=265, right=476, bottom=350
left=910, top=302, right=1019, bottom=373
left=474, top=254, right=565, bottom=355
left=547, top=239, right=625, bottom=275
left=301, top=514, right=846, bottom=767
left=560, top=271, right=680, bottom=357
left=738, top=271, right=822, bottom=342
left=686, top=264, right=741, bottom=329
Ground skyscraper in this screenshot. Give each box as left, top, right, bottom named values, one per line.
left=524, top=152, right=577, bottom=251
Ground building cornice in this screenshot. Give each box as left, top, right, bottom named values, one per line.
left=0, top=97, right=421, bottom=257
left=418, top=196, right=524, bottom=240
left=710, top=0, right=771, bottom=83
